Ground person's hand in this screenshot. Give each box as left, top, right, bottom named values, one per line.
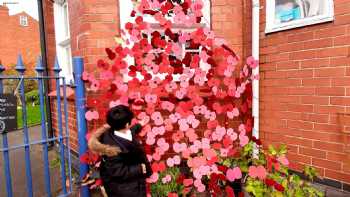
left=102, top=124, right=111, bottom=130
left=102, top=145, right=121, bottom=157
left=141, top=163, right=147, bottom=174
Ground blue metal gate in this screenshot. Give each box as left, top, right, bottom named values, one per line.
left=0, top=55, right=85, bottom=197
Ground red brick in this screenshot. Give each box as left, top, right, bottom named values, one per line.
left=276, top=61, right=300, bottom=70
left=300, top=147, right=326, bottom=159
left=315, top=105, right=346, bottom=114
left=287, top=120, right=314, bottom=130
left=325, top=170, right=350, bottom=184
left=326, top=152, right=349, bottom=163
left=287, top=152, right=312, bottom=164
left=302, top=78, right=331, bottom=87
left=303, top=38, right=333, bottom=50
left=316, top=87, right=346, bottom=96
left=317, top=47, right=349, bottom=58
left=301, top=113, right=329, bottom=123
left=285, top=136, right=313, bottom=147
left=330, top=57, right=350, bottom=67
left=313, top=141, right=345, bottom=153
left=334, top=14, right=350, bottom=25
left=290, top=50, right=316, bottom=60
left=302, top=131, right=342, bottom=143
left=288, top=32, right=314, bottom=42
left=287, top=70, right=314, bottom=78
left=300, top=59, right=330, bottom=68
left=313, top=158, right=342, bottom=171
left=278, top=43, right=303, bottom=52
left=314, top=123, right=341, bottom=133
left=330, top=97, right=350, bottom=105
left=334, top=35, right=350, bottom=46
left=314, top=67, right=346, bottom=77
left=286, top=104, right=314, bottom=113
left=332, top=77, right=350, bottom=86
left=301, top=96, right=330, bottom=105
left=288, top=87, right=315, bottom=95
left=315, top=26, right=347, bottom=38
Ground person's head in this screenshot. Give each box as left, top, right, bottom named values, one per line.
left=106, top=105, right=134, bottom=130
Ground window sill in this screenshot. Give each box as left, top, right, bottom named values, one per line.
left=265, top=16, right=334, bottom=33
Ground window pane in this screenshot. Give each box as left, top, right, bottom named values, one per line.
left=63, top=4, right=69, bottom=38
left=65, top=46, right=73, bottom=77
left=20, top=16, right=28, bottom=26
left=275, top=0, right=328, bottom=24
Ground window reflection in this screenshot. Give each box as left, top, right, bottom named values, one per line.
left=275, top=0, right=327, bottom=24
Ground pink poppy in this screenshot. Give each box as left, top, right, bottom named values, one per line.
left=161, top=101, right=175, bottom=112
left=226, top=167, right=242, bottom=182
left=151, top=111, right=164, bottom=126
left=162, top=175, right=172, bottom=184
left=248, top=165, right=267, bottom=180
left=145, top=93, right=158, bottom=104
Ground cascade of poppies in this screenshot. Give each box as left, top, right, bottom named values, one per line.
left=82, top=0, right=259, bottom=194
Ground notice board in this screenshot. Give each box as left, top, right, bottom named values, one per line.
left=0, top=94, right=17, bottom=133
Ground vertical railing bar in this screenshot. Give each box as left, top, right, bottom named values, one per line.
left=15, top=55, right=34, bottom=197
left=73, top=57, right=89, bottom=197
left=62, top=78, right=72, bottom=193
left=53, top=58, right=67, bottom=194
left=0, top=63, right=13, bottom=197
left=35, top=57, right=52, bottom=197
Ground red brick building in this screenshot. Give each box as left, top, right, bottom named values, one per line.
left=0, top=5, right=40, bottom=72
left=43, top=0, right=350, bottom=190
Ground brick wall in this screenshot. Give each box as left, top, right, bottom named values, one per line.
left=0, top=5, right=40, bottom=71
left=258, top=0, right=350, bottom=185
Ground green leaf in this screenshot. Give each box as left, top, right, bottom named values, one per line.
left=268, top=145, right=277, bottom=156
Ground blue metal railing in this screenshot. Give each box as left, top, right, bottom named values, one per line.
left=73, top=57, right=90, bottom=197
left=0, top=56, right=88, bottom=197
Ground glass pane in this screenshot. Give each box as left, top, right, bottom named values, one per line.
left=63, top=4, right=69, bottom=38
left=274, top=0, right=327, bottom=24
left=65, top=46, right=73, bottom=76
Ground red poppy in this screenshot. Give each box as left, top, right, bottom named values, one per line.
left=274, top=183, right=285, bottom=192
left=176, top=174, right=185, bottom=184
left=225, top=186, right=235, bottom=197
left=218, top=165, right=228, bottom=174
left=265, top=178, right=276, bottom=186
left=105, top=48, right=116, bottom=60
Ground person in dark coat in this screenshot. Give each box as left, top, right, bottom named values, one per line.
left=88, top=105, right=152, bottom=197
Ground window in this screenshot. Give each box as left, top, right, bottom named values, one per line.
left=53, top=1, right=73, bottom=84
left=266, top=0, right=334, bottom=33
left=19, top=15, right=28, bottom=26
left=119, top=0, right=211, bottom=82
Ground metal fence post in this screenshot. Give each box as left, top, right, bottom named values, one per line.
left=73, top=57, right=90, bottom=197
left=53, top=58, right=67, bottom=194
left=15, top=55, right=34, bottom=197
left=35, top=57, right=52, bottom=197
left=0, top=62, right=13, bottom=197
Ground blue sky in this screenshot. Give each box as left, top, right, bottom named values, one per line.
left=0, top=0, right=38, bottom=20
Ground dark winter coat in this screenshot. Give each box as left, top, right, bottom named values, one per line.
left=99, top=124, right=152, bottom=197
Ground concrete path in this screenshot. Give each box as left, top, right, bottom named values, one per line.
left=0, top=125, right=68, bottom=197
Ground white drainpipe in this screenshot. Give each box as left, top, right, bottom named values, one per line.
left=252, top=0, right=260, bottom=155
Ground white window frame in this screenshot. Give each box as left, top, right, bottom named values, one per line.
left=265, top=0, right=334, bottom=33
left=53, top=1, right=74, bottom=84
left=19, top=15, right=28, bottom=26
